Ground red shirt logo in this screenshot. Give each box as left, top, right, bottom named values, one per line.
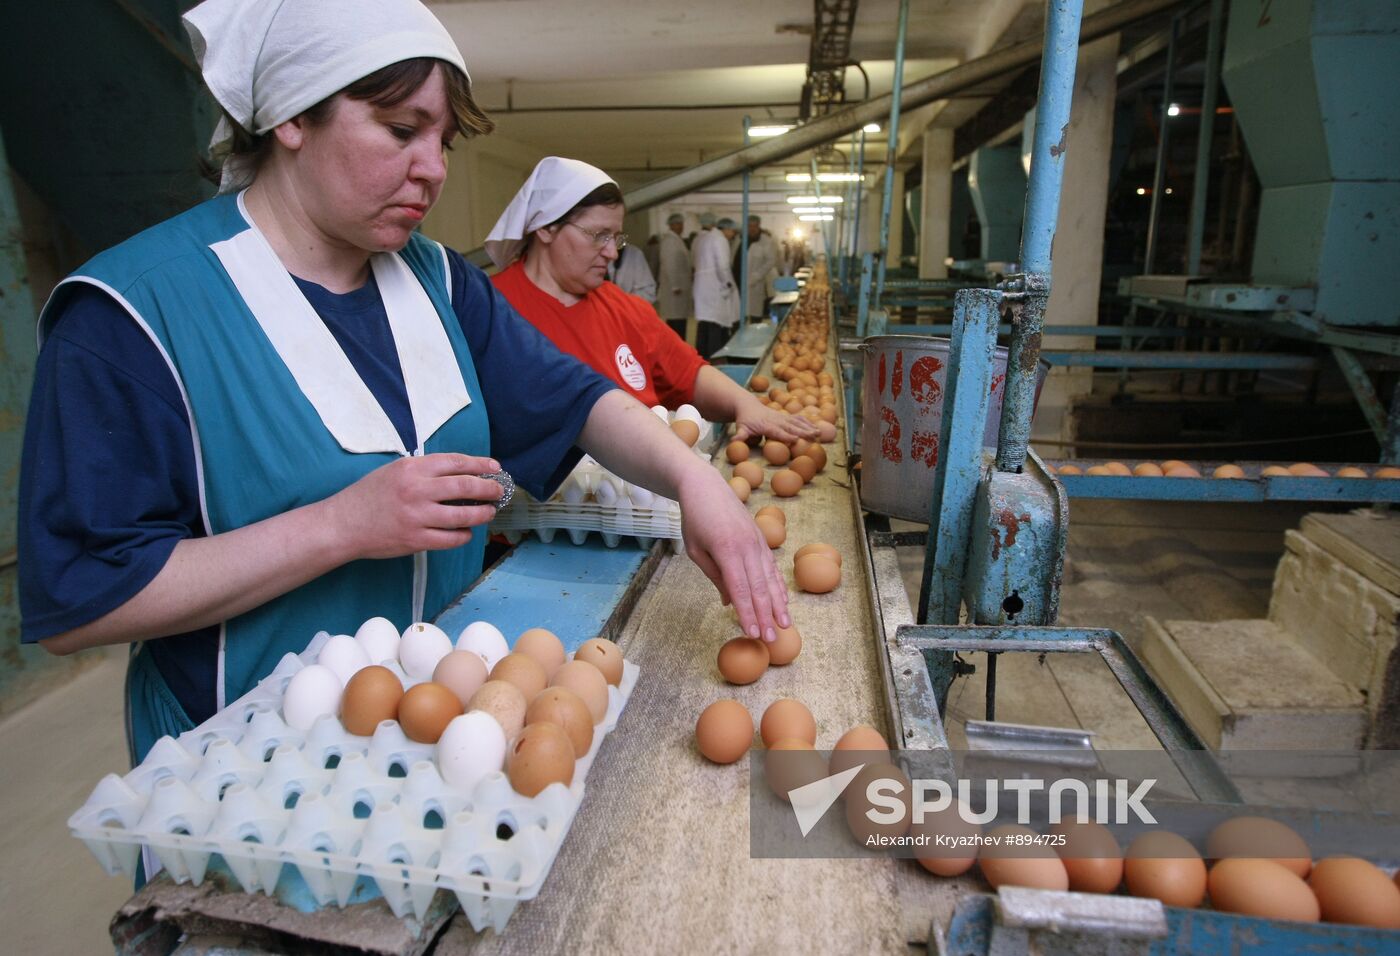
left=614, top=344, right=647, bottom=390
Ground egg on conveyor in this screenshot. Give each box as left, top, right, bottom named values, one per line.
left=282, top=663, right=343, bottom=731
left=456, top=620, right=509, bottom=671
left=353, top=616, right=401, bottom=665
left=316, top=634, right=371, bottom=686
left=437, top=711, right=507, bottom=790
left=399, top=622, right=453, bottom=679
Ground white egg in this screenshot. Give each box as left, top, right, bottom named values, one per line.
left=626, top=482, right=655, bottom=508
left=674, top=404, right=704, bottom=425
left=282, top=664, right=342, bottom=731
left=560, top=476, right=587, bottom=506
left=317, top=634, right=370, bottom=686
left=437, top=711, right=506, bottom=790
left=649, top=404, right=670, bottom=423
left=593, top=476, right=621, bottom=507
left=455, top=621, right=509, bottom=671
left=354, top=617, right=400, bottom=664
left=399, top=622, right=453, bottom=679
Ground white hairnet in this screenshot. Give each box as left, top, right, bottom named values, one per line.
left=183, top=0, right=468, bottom=192
left=484, top=157, right=617, bottom=270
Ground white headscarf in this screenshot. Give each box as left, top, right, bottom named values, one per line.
left=182, top=0, right=469, bottom=192
left=484, top=157, right=616, bottom=270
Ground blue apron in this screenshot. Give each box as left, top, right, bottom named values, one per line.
left=42, top=192, right=490, bottom=764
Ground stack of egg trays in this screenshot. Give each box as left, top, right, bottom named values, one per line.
left=68, top=630, right=641, bottom=934
left=491, top=459, right=684, bottom=551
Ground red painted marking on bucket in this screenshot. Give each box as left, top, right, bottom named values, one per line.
left=990, top=373, right=1005, bottom=396
left=879, top=405, right=903, bottom=462
left=878, top=352, right=887, bottom=394
left=911, top=430, right=939, bottom=468
left=891, top=351, right=904, bottom=399
left=909, top=356, right=944, bottom=409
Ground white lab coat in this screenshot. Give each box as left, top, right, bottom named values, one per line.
left=744, top=232, right=780, bottom=318
left=692, top=228, right=739, bottom=328
left=656, top=231, right=692, bottom=320
left=609, top=245, right=657, bottom=302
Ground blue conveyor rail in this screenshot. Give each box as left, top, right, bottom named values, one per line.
left=1045, top=460, right=1400, bottom=502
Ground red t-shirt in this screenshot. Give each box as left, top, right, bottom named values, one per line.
left=492, top=261, right=706, bottom=409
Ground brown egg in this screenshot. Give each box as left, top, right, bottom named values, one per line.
left=755, top=514, right=786, bottom=548
left=760, top=698, right=817, bottom=746
left=573, top=638, right=624, bottom=686
left=979, top=825, right=1070, bottom=890
left=794, top=542, right=841, bottom=566
left=1288, top=461, right=1327, bottom=476
left=795, top=554, right=841, bottom=593
left=491, top=652, right=549, bottom=700
left=726, top=440, right=751, bottom=464
left=717, top=636, right=770, bottom=685
left=1210, top=859, right=1320, bottom=921
left=1133, top=462, right=1164, bottom=477
left=1165, top=465, right=1202, bottom=478
left=763, top=441, right=791, bottom=466
left=789, top=456, right=818, bottom=483
left=550, top=659, right=609, bottom=723
left=912, top=799, right=981, bottom=877
left=817, top=421, right=837, bottom=443
left=695, top=699, right=754, bottom=764
left=1086, top=465, right=1112, bottom=476
left=1308, top=856, right=1400, bottom=928
left=790, top=439, right=813, bottom=459
left=770, top=469, right=803, bottom=497
left=1206, top=816, right=1311, bottom=877
left=728, top=476, right=752, bottom=501
left=525, top=686, right=594, bottom=757
left=1376, top=467, right=1400, bottom=478
left=670, top=418, right=700, bottom=447
left=784, top=399, right=803, bottom=414
left=733, top=460, right=764, bottom=488
left=1337, top=466, right=1369, bottom=478
left=1161, top=460, right=1189, bottom=471
left=1124, top=832, right=1207, bottom=907
left=397, top=682, right=463, bottom=744
left=340, top=665, right=404, bottom=736
left=431, top=651, right=489, bottom=708
left=767, top=623, right=802, bottom=666
left=765, top=738, right=826, bottom=802
left=1057, top=465, right=1083, bottom=475
left=1104, top=461, right=1132, bottom=476
left=755, top=505, right=786, bottom=526
left=1213, top=464, right=1246, bottom=479
left=467, top=680, right=528, bottom=740
left=845, top=761, right=912, bottom=846
left=1262, top=465, right=1293, bottom=477
left=507, top=722, right=575, bottom=797
left=1051, top=820, right=1123, bottom=894
left=514, top=628, right=566, bottom=677
left=749, top=374, right=770, bottom=392
left=830, top=725, right=889, bottom=777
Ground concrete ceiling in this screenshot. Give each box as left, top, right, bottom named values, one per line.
left=428, top=0, right=1041, bottom=187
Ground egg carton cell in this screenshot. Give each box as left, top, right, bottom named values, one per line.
left=491, top=462, right=684, bottom=551
left=68, top=630, right=640, bottom=934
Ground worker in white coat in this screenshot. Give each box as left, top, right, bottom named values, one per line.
left=656, top=212, right=692, bottom=340
left=692, top=213, right=739, bottom=359
left=743, top=215, right=780, bottom=320
left=607, top=244, right=656, bottom=303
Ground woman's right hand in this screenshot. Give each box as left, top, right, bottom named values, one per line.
left=326, top=453, right=505, bottom=560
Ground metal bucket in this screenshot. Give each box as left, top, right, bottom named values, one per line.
left=858, top=334, right=1049, bottom=523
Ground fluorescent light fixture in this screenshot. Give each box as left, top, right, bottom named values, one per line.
left=863, top=123, right=881, bottom=133
left=798, top=214, right=834, bottom=222
left=1167, top=103, right=1181, bottom=117
left=785, top=172, right=865, bottom=183
left=750, top=125, right=793, bottom=137
left=809, top=207, right=836, bottom=214
left=786, top=195, right=844, bottom=204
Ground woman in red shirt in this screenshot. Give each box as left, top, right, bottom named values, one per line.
left=486, top=157, right=817, bottom=445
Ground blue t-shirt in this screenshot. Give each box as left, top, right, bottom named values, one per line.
left=18, top=249, right=615, bottom=725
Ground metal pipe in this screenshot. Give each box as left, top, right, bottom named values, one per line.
left=740, top=116, right=751, bottom=326
left=1143, top=15, right=1180, bottom=274
left=875, top=0, right=913, bottom=307
left=851, top=129, right=868, bottom=261
left=617, top=0, right=1188, bottom=214
left=838, top=133, right=857, bottom=293
left=1186, top=0, right=1225, bottom=275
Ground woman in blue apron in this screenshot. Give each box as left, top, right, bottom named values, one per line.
left=18, top=0, right=790, bottom=769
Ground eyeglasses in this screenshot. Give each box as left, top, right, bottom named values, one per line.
left=562, top=221, right=628, bottom=251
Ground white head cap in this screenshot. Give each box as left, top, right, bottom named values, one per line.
left=182, top=0, right=468, bottom=192
left=484, top=157, right=617, bottom=270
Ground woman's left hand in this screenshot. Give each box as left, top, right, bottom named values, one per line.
left=732, top=397, right=823, bottom=445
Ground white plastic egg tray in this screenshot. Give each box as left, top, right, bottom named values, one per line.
left=68, top=631, right=639, bottom=934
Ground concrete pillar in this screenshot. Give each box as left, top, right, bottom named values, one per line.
left=919, top=129, right=953, bottom=279
left=1035, top=22, right=1120, bottom=442
left=886, top=168, right=905, bottom=265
